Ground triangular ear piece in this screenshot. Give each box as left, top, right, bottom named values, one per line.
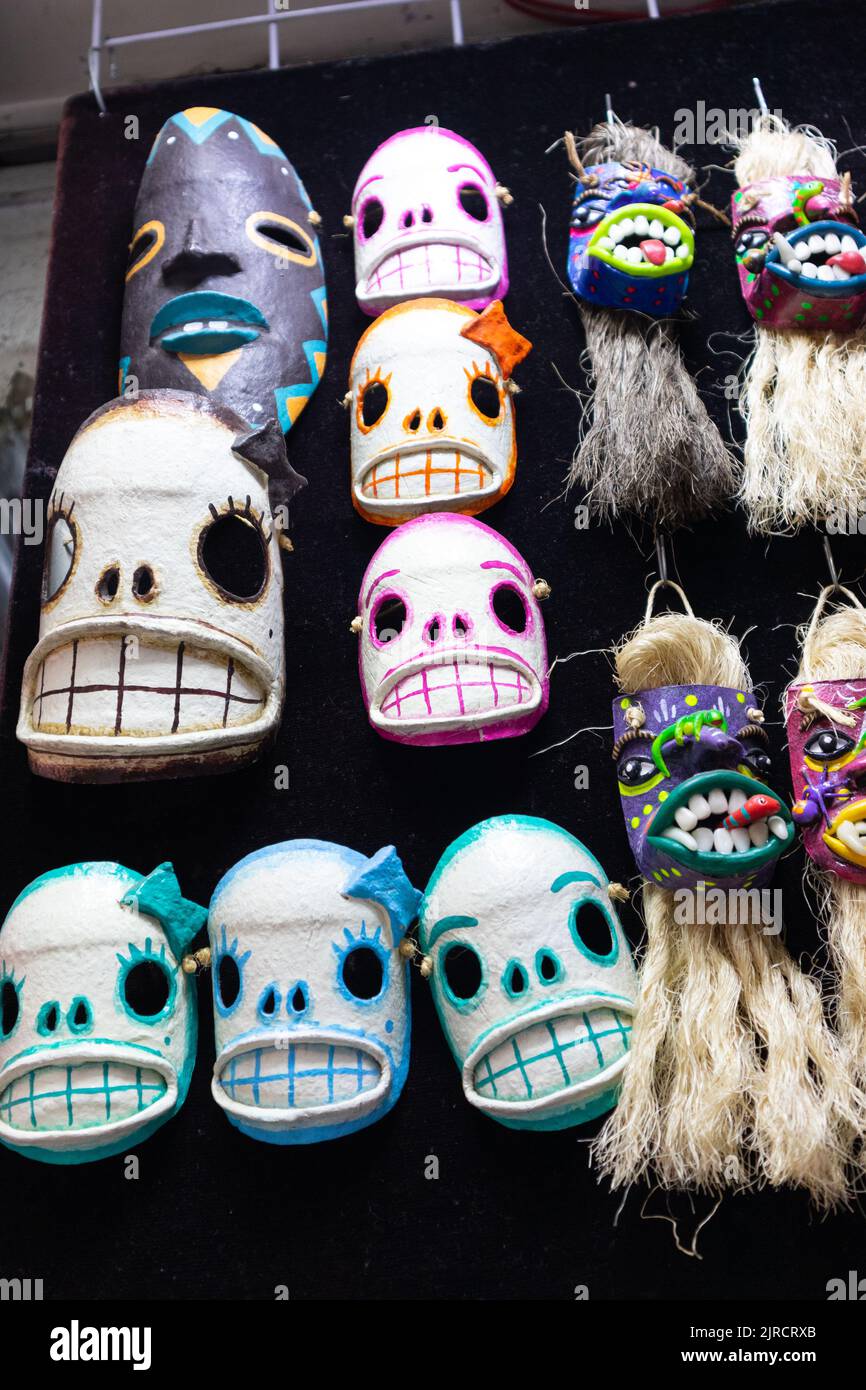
left=232, top=419, right=308, bottom=511
left=342, top=846, right=422, bottom=943
left=459, top=300, right=532, bottom=380
left=121, top=863, right=208, bottom=962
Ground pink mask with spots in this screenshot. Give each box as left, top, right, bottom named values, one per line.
left=357, top=514, right=548, bottom=747
left=732, top=175, right=866, bottom=331
left=351, top=126, right=508, bottom=317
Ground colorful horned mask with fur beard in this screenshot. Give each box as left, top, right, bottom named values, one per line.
left=733, top=118, right=866, bottom=533
left=592, top=588, right=858, bottom=1208
left=612, top=685, right=792, bottom=891
left=563, top=120, right=735, bottom=533
left=786, top=590, right=866, bottom=1098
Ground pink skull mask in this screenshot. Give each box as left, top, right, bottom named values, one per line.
left=351, top=126, right=509, bottom=317
left=357, top=514, right=548, bottom=747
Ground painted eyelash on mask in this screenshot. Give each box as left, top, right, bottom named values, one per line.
left=207, top=494, right=273, bottom=545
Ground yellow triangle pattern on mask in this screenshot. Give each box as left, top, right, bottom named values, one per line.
left=181, top=106, right=222, bottom=127
left=178, top=349, right=242, bottom=390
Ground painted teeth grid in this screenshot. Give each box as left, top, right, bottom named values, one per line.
left=219, top=1042, right=381, bottom=1111
left=32, top=637, right=263, bottom=737
left=0, top=1061, right=165, bottom=1131
left=381, top=660, right=530, bottom=720
left=474, top=1008, right=632, bottom=1103
left=366, top=243, right=492, bottom=294
left=363, top=451, right=491, bottom=501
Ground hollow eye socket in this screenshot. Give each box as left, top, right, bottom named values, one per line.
left=248, top=215, right=316, bottom=264
left=43, top=514, right=76, bottom=603
left=372, top=594, right=407, bottom=645
left=804, top=727, right=857, bottom=762
left=618, top=754, right=657, bottom=787
left=442, top=943, right=483, bottom=1002
left=359, top=198, right=385, bottom=240
left=128, top=227, right=158, bottom=273
left=341, top=946, right=384, bottom=1001
left=360, top=378, right=389, bottom=428
left=122, top=960, right=173, bottom=1020
left=199, top=512, right=268, bottom=601
left=216, top=953, right=241, bottom=1012
left=0, top=979, right=19, bottom=1039
left=469, top=373, right=501, bottom=421
left=458, top=184, right=489, bottom=221
left=570, top=901, right=617, bottom=964
left=491, top=583, right=528, bottom=634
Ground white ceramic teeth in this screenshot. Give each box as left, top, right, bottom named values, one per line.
left=693, top=827, right=714, bottom=853
left=708, top=787, right=728, bottom=815
left=602, top=216, right=687, bottom=267
left=749, top=820, right=769, bottom=848
left=731, top=828, right=751, bottom=853
left=713, top=826, right=734, bottom=855
left=835, top=821, right=866, bottom=855
left=659, top=784, right=786, bottom=857
left=662, top=827, right=698, bottom=851
left=674, top=806, right=698, bottom=832
left=689, top=793, right=711, bottom=819
left=780, top=229, right=862, bottom=283
left=663, top=225, right=681, bottom=246
left=728, top=787, right=747, bottom=813
left=768, top=816, right=789, bottom=841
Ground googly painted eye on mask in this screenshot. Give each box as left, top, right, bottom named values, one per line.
left=804, top=727, right=857, bottom=762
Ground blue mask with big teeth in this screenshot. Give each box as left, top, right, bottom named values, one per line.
left=568, top=160, right=695, bottom=316
left=612, top=685, right=793, bottom=890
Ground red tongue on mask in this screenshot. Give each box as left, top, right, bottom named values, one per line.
left=640, top=239, right=667, bottom=266
left=828, top=250, right=866, bottom=276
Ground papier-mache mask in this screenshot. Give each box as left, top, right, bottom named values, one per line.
left=786, top=679, right=866, bottom=881
left=348, top=298, right=531, bottom=525
left=0, top=862, right=203, bottom=1164
left=419, top=816, right=637, bottom=1131
left=351, top=125, right=509, bottom=316
left=120, top=107, right=327, bottom=433
left=613, top=685, right=793, bottom=890
left=732, top=175, right=866, bottom=331
left=208, top=839, right=420, bottom=1144
left=568, top=159, right=695, bottom=316
left=356, top=513, right=549, bottom=746
left=17, top=391, right=301, bottom=783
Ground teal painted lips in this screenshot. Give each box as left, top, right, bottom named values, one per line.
left=150, top=292, right=269, bottom=356
left=647, top=770, right=793, bottom=878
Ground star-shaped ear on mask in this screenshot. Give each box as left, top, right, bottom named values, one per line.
left=342, top=846, right=422, bottom=943
left=121, top=863, right=208, bottom=962
left=459, top=300, right=532, bottom=380
left=232, top=419, right=308, bottom=514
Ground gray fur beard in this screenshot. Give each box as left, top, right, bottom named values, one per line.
left=570, top=121, right=736, bottom=532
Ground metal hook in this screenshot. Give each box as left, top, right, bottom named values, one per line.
left=823, top=533, right=841, bottom=589
left=655, top=534, right=669, bottom=584
left=752, top=76, right=769, bottom=117
left=604, top=93, right=616, bottom=128
left=544, top=136, right=563, bottom=155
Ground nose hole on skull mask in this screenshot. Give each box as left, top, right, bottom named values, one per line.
left=37, top=1001, right=60, bottom=1035
left=452, top=613, right=472, bottom=639
left=503, top=960, right=529, bottom=998
left=69, top=996, right=93, bottom=1032
left=427, top=407, right=446, bottom=432
left=288, top=984, right=308, bottom=1015
left=536, top=950, right=563, bottom=985
left=132, top=565, right=156, bottom=601
left=421, top=205, right=433, bottom=223
left=258, top=985, right=280, bottom=1019
left=96, top=565, right=120, bottom=604
left=404, top=409, right=422, bottom=432
left=400, top=210, right=415, bottom=229
left=425, top=615, right=444, bottom=644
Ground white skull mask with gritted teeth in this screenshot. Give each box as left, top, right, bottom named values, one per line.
left=357, top=513, right=549, bottom=747
left=351, top=125, right=509, bottom=316
left=17, top=391, right=301, bottom=783
left=348, top=298, right=531, bottom=525
left=0, top=862, right=202, bottom=1164
left=208, top=839, right=420, bottom=1145
left=419, top=816, right=638, bottom=1131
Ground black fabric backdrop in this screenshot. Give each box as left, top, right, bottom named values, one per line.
left=2, top=0, right=865, bottom=1301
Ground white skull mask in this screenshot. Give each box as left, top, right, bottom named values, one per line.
left=349, top=298, right=531, bottom=525
left=208, top=839, right=420, bottom=1145
left=0, top=862, right=202, bottom=1164
left=357, top=514, right=550, bottom=746
left=419, top=817, right=638, bottom=1131
left=17, top=391, right=299, bottom=783
left=352, top=125, right=509, bottom=316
